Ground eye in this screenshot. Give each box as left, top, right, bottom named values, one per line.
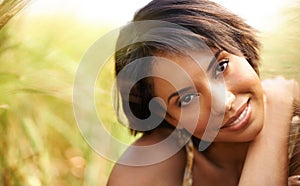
left=214, top=59, right=229, bottom=77
left=178, top=93, right=199, bottom=107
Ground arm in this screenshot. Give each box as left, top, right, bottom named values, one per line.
left=239, top=77, right=299, bottom=186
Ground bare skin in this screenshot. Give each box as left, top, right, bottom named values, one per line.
left=239, top=77, right=299, bottom=185
left=107, top=127, right=187, bottom=186
left=107, top=51, right=299, bottom=185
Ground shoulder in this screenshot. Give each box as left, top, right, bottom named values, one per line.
left=107, top=129, right=186, bottom=186
left=107, top=156, right=185, bottom=186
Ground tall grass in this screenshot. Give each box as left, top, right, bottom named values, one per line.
left=0, top=11, right=130, bottom=185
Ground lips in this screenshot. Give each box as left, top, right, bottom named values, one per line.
left=221, top=100, right=251, bottom=130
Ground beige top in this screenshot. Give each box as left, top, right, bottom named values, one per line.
left=182, top=139, right=194, bottom=186
left=289, top=116, right=300, bottom=159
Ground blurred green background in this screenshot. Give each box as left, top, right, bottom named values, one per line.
left=0, top=0, right=299, bottom=186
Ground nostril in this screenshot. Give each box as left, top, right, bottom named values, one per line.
left=226, top=91, right=235, bottom=112
left=226, top=102, right=232, bottom=111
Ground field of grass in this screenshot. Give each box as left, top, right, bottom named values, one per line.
left=0, top=3, right=299, bottom=186
left=0, top=12, right=126, bottom=185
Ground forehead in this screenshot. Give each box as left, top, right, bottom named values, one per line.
left=151, top=50, right=214, bottom=97
left=152, top=50, right=215, bottom=79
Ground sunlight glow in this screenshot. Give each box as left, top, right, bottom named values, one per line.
left=26, top=0, right=294, bottom=31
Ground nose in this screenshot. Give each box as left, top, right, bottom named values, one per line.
left=226, top=91, right=235, bottom=112
left=211, top=88, right=236, bottom=115
left=210, top=84, right=228, bottom=114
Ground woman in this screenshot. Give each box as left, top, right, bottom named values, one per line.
left=107, top=0, right=300, bottom=185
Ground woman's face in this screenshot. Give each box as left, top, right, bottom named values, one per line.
left=152, top=50, right=264, bottom=142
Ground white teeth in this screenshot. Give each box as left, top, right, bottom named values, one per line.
left=228, top=106, right=248, bottom=126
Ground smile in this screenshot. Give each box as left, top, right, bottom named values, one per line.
left=221, top=100, right=252, bottom=131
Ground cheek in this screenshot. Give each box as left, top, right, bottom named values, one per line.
left=228, top=61, right=261, bottom=92
left=180, top=100, right=212, bottom=137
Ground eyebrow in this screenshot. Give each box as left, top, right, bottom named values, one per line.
left=167, top=87, right=193, bottom=103
left=206, top=50, right=222, bottom=72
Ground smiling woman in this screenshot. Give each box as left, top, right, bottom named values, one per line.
left=106, top=0, right=300, bottom=185
left=150, top=51, right=264, bottom=143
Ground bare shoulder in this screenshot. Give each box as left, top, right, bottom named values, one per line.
left=107, top=129, right=186, bottom=186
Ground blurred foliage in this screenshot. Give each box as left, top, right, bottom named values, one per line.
left=0, top=1, right=299, bottom=186
left=0, top=7, right=135, bottom=186
left=260, top=2, right=300, bottom=82
left=0, top=0, right=30, bottom=28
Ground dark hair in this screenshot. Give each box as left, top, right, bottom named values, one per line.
left=115, top=0, right=261, bottom=135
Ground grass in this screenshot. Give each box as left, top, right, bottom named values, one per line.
left=0, top=3, right=299, bottom=186
left=0, top=13, right=125, bottom=185
left=260, top=6, right=300, bottom=82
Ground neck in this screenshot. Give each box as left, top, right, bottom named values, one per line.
left=202, top=142, right=250, bottom=177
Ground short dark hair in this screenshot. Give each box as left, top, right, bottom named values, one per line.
left=115, top=0, right=261, bottom=135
